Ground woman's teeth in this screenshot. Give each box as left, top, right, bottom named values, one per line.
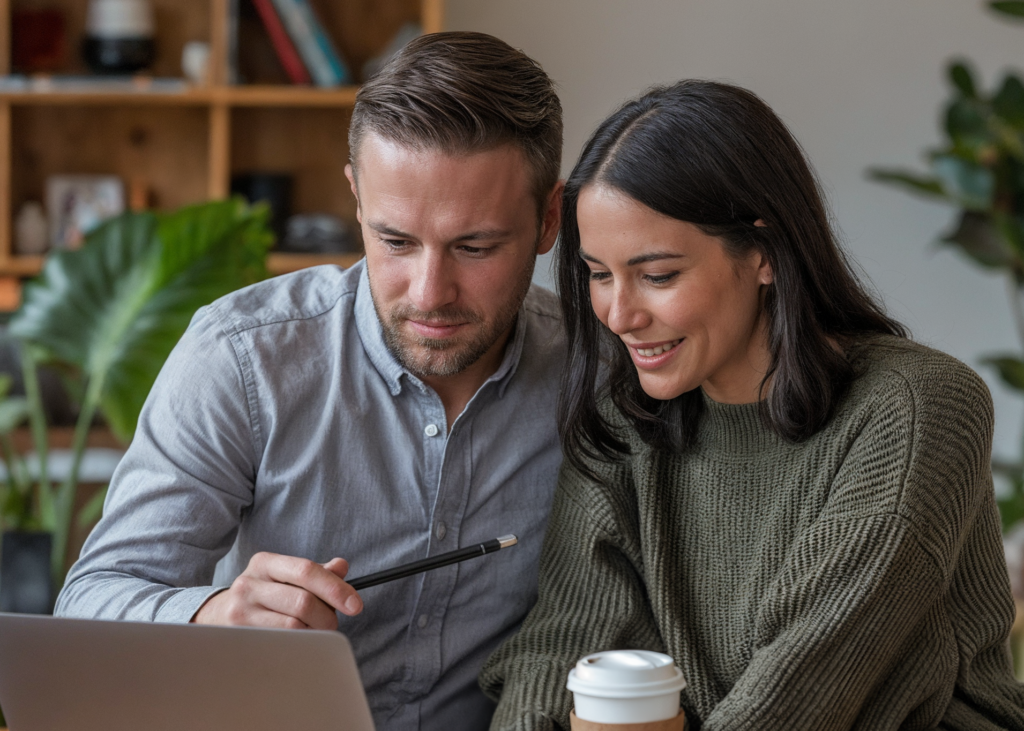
left=636, top=340, right=681, bottom=357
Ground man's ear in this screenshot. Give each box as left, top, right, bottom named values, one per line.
left=537, top=180, right=565, bottom=256
left=345, top=163, right=361, bottom=223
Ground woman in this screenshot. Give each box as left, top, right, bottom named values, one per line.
left=480, top=80, right=1024, bottom=730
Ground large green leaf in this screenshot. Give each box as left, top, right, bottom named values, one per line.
left=982, top=353, right=1024, bottom=390
left=994, top=74, right=1024, bottom=128
left=866, top=168, right=949, bottom=200
left=931, top=154, right=995, bottom=209
left=941, top=211, right=1018, bottom=269
left=945, top=98, right=991, bottom=150
left=9, top=199, right=273, bottom=441
left=949, top=61, right=979, bottom=99
left=992, top=1, right=1024, bottom=18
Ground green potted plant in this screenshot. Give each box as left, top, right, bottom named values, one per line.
left=869, top=1, right=1024, bottom=531
left=0, top=198, right=273, bottom=608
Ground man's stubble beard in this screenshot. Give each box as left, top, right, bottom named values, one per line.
left=370, top=254, right=537, bottom=379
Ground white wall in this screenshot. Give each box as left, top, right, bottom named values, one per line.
left=448, top=0, right=1024, bottom=466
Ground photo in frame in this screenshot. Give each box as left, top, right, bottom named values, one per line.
left=45, top=175, right=125, bottom=250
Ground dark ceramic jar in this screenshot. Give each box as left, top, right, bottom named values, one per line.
left=82, top=0, right=155, bottom=75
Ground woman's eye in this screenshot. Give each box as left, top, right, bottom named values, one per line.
left=588, top=270, right=611, bottom=282
left=644, top=272, right=679, bottom=285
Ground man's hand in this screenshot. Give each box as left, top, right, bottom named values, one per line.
left=191, top=553, right=363, bottom=629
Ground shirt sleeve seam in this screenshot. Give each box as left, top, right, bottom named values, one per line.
left=223, top=327, right=264, bottom=470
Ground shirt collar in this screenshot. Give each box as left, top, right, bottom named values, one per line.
left=353, top=259, right=527, bottom=399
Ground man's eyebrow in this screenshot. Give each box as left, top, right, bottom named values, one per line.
left=579, top=250, right=685, bottom=266
left=366, top=222, right=513, bottom=242
left=368, top=221, right=415, bottom=239
left=453, top=228, right=513, bottom=242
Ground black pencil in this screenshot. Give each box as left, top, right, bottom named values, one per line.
left=347, top=535, right=518, bottom=590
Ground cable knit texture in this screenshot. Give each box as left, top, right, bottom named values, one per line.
left=481, top=336, right=1024, bottom=730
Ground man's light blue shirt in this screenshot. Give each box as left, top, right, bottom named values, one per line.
left=56, top=260, right=565, bottom=730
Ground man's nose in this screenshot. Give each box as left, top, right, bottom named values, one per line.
left=605, top=285, right=649, bottom=336
left=409, top=250, right=457, bottom=313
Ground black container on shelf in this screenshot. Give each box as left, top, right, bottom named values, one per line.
left=82, top=36, right=155, bottom=75
left=231, top=173, right=294, bottom=241
left=0, top=531, right=53, bottom=615
left=81, top=0, right=156, bottom=75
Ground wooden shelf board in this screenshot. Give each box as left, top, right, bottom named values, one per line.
left=0, top=85, right=360, bottom=108
left=0, top=253, right=363, bottom=278
left=0, top=88, right=214, bottom=106
left=0, top=255, right=44, bottom=276
left=220, top=85, right=359, bottom=107
left=267, top=252, right=362, bottom=274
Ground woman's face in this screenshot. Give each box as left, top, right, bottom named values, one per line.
left=578, top=184, right=774, bottom=404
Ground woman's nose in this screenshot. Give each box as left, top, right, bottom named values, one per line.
left=604, top=285, right=648, bottom=336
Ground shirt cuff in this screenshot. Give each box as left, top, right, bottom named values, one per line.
left=154, top=585, right=230, bottom=623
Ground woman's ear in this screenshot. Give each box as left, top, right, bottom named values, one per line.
left=757, top=252, right=774, bottom=286
left=751, top=221, right=772, bottom=283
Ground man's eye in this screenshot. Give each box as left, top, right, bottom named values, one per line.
left=382, top=238, right=410, bottom=249
left=459, top=245, right=492, bottom=256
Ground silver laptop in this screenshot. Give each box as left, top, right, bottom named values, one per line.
left=0, top=613, right=376, bottom=731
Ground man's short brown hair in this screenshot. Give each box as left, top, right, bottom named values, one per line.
left=349, top=31, right=563, bottom=215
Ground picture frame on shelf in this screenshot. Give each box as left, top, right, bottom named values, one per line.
left=45, top=175, right=126, bottom=251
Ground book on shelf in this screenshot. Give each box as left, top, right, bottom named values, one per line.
left=295, top=0, right=352, bottom=85
left=250, top=0, right=312, bottom=85
left=269, top=0, right=351, bottom=87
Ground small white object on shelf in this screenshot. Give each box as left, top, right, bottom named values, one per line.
left=182, top=41, right=211, bottom=86
left=14, top=202, right=48, bottom=255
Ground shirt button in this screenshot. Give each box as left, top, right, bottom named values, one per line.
left=424, top=423, right=440, bottom=437
left=417, top=614, right=429, bottom=629
left=435, top=521, right=447, bottom=541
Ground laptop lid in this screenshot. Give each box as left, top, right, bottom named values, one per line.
left=0, top=613, right=376, bottom=731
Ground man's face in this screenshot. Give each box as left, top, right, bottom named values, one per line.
left=347, top=133, right=560, bottom=382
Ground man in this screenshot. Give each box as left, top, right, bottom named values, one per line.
left=55, top=32, right=565, bottom=731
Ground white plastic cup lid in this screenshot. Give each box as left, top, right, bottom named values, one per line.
left=566, top=650, right=686, bottom=699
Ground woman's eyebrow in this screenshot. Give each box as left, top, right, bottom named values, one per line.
left=579, top=250, right=685, bottom=266
left=626, top=252, right=685, bottom=266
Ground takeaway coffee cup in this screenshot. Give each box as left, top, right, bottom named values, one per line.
left=566, top=650, right=686, bottom=729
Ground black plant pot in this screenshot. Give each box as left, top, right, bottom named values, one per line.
left=0, top=531, right=53, bottom=614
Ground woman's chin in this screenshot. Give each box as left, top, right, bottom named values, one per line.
left=636, top=373, right=696, bottom=402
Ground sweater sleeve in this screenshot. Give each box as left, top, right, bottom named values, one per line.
left=481, top=456, right=667, bottom=731
left=703, top=362, right=1016, bottom=730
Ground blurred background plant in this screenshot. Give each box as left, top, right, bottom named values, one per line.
left=869, top=0, right=1024, bottom=677
left=870, top=0, right=1024, bottom=532
left=0, top=198, right=273, bottom=592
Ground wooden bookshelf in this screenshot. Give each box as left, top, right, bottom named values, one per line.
left=0, top=0, right=444, bottom=295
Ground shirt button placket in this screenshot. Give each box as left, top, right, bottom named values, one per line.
left=424, top=423, right=439, bottom=437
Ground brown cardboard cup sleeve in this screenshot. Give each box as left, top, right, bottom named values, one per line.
left=569, top=709, right=686, bottom=730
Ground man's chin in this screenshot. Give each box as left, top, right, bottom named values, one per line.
left=390, top=337, right=481, bottom=379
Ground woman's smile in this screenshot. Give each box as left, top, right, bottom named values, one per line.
left=627, top=338, right=684, bottom=367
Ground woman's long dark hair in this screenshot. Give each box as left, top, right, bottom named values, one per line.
left=558, top=80, right=906, bottom=476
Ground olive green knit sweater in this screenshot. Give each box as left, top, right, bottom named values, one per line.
left=481, top=336, right=1024, bottom=730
